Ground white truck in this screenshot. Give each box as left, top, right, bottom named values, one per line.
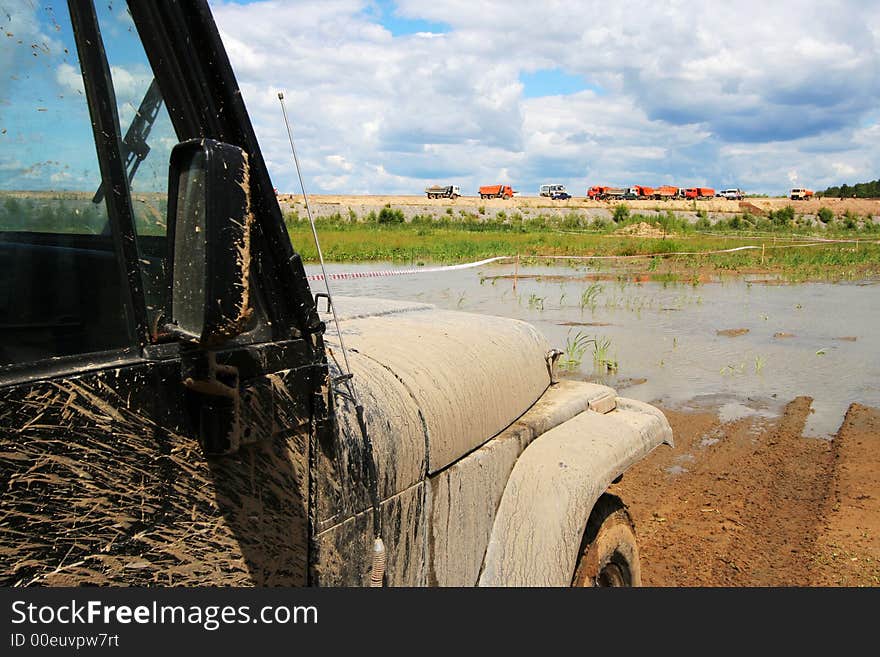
left=540, top=183, right=567, bottom=197
left=425, top=185, right=461, bottom=199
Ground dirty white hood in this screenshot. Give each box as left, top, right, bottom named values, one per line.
left=321, top=296, right=551, bottom=474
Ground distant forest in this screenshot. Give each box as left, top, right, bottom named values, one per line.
left=820, top=178, right=880, bottom=198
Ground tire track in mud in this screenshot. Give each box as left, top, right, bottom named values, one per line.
left=611, top=397, right=837, bottom=586
left=812, top=403, right=880, bottom=586
left=722, top=397, right=833, bottom=585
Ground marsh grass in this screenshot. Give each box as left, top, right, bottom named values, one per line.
left=559, top=331, right=592, bottom=372
left=277, top=204, right=880, bottom=279
left=591, top=335, right=617, bottom=372
left=527, top=293, right=545, bottom=311
left=559, top=332, right=617, bottom=373
left=580, top=283, right=603, bottom=312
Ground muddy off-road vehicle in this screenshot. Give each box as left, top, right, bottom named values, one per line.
left=0, top=1, right=671, bottom=587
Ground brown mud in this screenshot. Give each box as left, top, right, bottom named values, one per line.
left=611, top=398, right=880, bottom=586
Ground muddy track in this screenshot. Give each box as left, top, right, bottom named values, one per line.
left=610, top=397, right=880, bottom=586
left=812, top=404, right=880, bottom=585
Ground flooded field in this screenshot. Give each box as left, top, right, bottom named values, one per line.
left=307, top=260, right=880, bottom=438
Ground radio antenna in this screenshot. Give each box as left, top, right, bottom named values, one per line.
left=277, top=92, right=385, bottom=586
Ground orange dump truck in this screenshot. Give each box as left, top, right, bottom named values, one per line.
left=634, top=186, right=654, bottom=198
left=654, top=185, right=679, bottom=200
left=685, top=187, right=715, bottom=200
left=588, top=186, right=629, bottom=200
left=479, top=184, right=515, bottom=199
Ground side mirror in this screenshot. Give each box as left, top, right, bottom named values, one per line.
left=166, top=138, right=253, bottom=347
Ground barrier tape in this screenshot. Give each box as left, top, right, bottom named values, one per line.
left=306, top=239, right=876, bottom=282
left=305, top=256, right=508, bottom=282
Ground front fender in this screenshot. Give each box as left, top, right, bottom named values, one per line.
left=478, top=398, right=672, bottom=586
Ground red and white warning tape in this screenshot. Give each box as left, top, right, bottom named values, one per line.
left=305, top=256, right=508, bottom=282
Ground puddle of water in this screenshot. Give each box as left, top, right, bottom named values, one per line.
left=665, top=464, right=689, bottom=475
left=717, top=402, right=778, bottom=423
left=308, top=261, right=880, bottom=438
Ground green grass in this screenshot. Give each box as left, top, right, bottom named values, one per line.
left=559, top=331, right=593, bottom=372
left=558, top=332, right=617, bottom=373
left=580, top=283, right=603, bottom=312
left=284, top=220, right=880, bottom=281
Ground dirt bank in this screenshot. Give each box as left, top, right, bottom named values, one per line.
left=610, top=398, right=880, bottom=586
left=277, top=193, right=880, bottom=219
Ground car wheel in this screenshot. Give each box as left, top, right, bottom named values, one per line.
left=572, top=494, right=641, bottom=587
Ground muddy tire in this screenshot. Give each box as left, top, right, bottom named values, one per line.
left=572, top=494, right=641, bottom=587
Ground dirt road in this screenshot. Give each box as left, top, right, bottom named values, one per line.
left=611, top=399, right=880, bottom=586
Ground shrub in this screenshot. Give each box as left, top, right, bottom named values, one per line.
left=769, top=205, right=795, bottom=227
left=657, top=210, right=682, bottom=233
left=284, top=210, right=301, bottom=229
left=817, top=207, right=834, bottom=224
left=560, top=212, right=585, bottom=229
left=841, top=210, right=859, bottom=230
left=612, top=204, right=629, bottom=223
left=383, top=207, right=406, bottom=223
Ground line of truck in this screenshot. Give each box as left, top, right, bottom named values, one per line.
left=425, top=183, right=726, bottom=200
left=425, top=183, right=814, bottom=201
left=587, top=186, right=726, bottom=200
left=424, top=184, right=516, bottom=199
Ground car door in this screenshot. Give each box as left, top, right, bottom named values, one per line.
left=0, top=1, right=324, bottom=586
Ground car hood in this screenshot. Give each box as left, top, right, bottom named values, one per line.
left=321, top=296, right=551, bottom=481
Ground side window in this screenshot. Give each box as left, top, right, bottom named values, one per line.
left=94, top=4, right=176, bottom=329
left=0, top=1, right=132, bottom=366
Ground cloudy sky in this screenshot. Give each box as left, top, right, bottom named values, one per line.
left=208, top=0, right=880, bottom=196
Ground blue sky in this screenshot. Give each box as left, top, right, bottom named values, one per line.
left=367, top=0, right=449, bottom=36
left=3, top=1, right=879, bottom=198
left=519, top=69, right=601, bottom=99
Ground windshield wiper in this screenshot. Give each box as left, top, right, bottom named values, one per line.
left=92, top=78, right=164, bottom=204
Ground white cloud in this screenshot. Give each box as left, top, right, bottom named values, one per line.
left=55, top=62, right=84, bottom=96
left=209, top=0, right=880, bottom=195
